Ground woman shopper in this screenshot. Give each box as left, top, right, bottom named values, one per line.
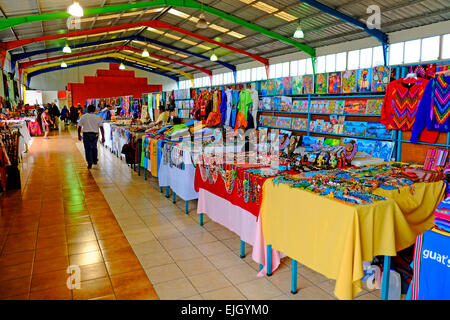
left=41, top=107, right=53, bottom=139
left=60, top=105, right=70, bottom=124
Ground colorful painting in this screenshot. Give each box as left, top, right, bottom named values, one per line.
left=328, top=72, right=342, bottom=94
left=260, top=97, right=272, bottom=111
left=372, top=66, right=391, bottom=92
left=342, top=70, right=357, bottom=93
left=366, top=99, right=383, bottom=115
left=260, top=81, right=268, bottom=96
left=292, top=100, right=308, bottom=113
left=291, top=118, right=308, bottom=131
left=343, top=121, right=368, bottom=137
left=342, top=138, right=376, bottom=155
left=267, top=78, right=283, bottom=96
left=266, top=116, right=276, bottom=127
left=372, top=141, right=395, bottom=161
left=303, top=75, right=314, bottom=94
left=272, top=96, right=281, bottom=111
left=258, top=115, right=265, bottom=127
left=315, top=73, right=328, bottom=94
left=280, top=96, right=293, bottom=112
left=282, top=77, right=293, bottom=95
left=292, top=75, right=304, bottom=95
left=334, top=100, right=345, bottom=114
left=302, top=136, right=324, bottom=151
left=344, top=100, right=367, bottom=115
left=357, top=68, right=373, bottom=92
left=366, top=122, right=394, bottom=140
left=276, top=117, right=292, bottom=129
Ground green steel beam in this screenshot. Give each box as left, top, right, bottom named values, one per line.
left=0, top=0, right=316, bottom=58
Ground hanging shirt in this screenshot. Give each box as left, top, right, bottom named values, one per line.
left=250, top=89, right=259, bottom=125
left=411, top=75, right=450, bottom=144
left=238, top=90, right=252, bottom=121
left=411, top=229, right=450, bottom=300
left=212, top=90, right=219, bottom=113
left=230, top=90, right=240, bottom=129
left=381, top=78, right=428, bottom=131
left=220, top=90, right=227, bottom=124
left=225, top=88, right=233, bottom=126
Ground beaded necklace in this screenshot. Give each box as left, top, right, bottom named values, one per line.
left=243, top=171, right=250, bottom=203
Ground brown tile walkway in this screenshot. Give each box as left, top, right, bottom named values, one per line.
left=0, top=130, right=159, bottom=300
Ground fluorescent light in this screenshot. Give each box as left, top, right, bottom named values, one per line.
left=119, top=63, right=125, bottom=70
left=274, top=11, right=297, bottom=22
left=67, top=1, right=83, bottom=17
left=293, top=24, right=304, bottom=39
left=196, top=13, right=208, bottom=29
left=61, top=62, right=68, bottom=68
left=252, top=2, right=277, bottom=14
left=62, top=44, right=72, bottom=53
left=168, top=9, right=190, bottom=19
left=227, top=31, right=245, bottom=39
left=142, top=49, right=150, bottom=57
left=210, top=52, right=218, bottom=61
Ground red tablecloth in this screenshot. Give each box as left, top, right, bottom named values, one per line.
left=194, top=163, right=293, bottom=218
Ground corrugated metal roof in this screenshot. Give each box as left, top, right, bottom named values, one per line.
left=1, top=0, right=448, bottom=76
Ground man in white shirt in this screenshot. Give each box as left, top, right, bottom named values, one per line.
left=78, top=104, right=105, bottom=169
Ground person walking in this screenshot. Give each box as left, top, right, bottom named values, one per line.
left=41, top=107, right=53, bottom=139
left=70, top=105, right=77, bottom=124
left=78, top=104, right=105, bottom=169
left=60, top=105, right=69, bottom=124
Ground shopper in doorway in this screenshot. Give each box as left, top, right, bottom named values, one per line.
left=41, top=107, right=53, bottom=139
left=60, top=105, right=70, bottom=125
left=78, top=105, right=105, bottom=169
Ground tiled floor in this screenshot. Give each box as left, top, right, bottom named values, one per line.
left=0, top=126, right=381, bottom=300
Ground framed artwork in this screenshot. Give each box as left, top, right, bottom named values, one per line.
left=344, top=100, right=368, bottom=114
left=291, top=118, right=308, bottom=131
left=292, top=100, right=308, bottom=113
left=366, top=122, right=394, bottom=140
left=315, top=73, right=328, bottom=94
left=357, top=68, right=373, bottom=92
left=372, top=66, right=391, bottom=92
left=272, top=96, right=282, bottom=111
left=282, top=77, right=293, bottom=95
left=280, top=96, right=293, bottom=112
left=292, top=75, right=304, bottom=95
left=328, top=72, right=342, bottom=94
left=260, top=97, right=272, bottom=111
left=303, top=75, right=314, bottom=94
left=366, top=99, right=383, bottom=115
left=343, top=121, right=368, bottom=137
left=342, top=70, right=357, bottom=93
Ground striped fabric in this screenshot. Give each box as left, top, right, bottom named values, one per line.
left=433, top=75, right=450, bottom=125
left=412, top=234, right=423, bottom=300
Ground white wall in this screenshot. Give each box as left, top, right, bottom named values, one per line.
left=29, top=63, right=176, bottom=92
left=42, top=91, right=58, bottom=104
left=25, top=90, right=43, bottom=106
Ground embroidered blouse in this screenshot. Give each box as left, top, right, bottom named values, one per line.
left=411, top=75, right=450, bottom=144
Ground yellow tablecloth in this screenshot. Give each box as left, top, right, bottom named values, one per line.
left=260, top=180, right=445, bottom=300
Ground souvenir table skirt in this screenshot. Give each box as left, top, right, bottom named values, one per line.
left=259, top=180, right=445, bottom=300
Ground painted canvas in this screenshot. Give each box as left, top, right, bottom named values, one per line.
left=291, top=118, right=308, bottom=131
left=302, top=136, right=324, bottom=151
left=328, top=72, right=342, bottom=94
left=292, top=100, right=308, bottom=113
left=272, top=96, right=282, bottom=111
left=280, top=96, right=293, bottom=112
left=303, top=75, right=314, bottom=94
left=276, top=117, right=292, bottom=129
left=342, top=70, right=357, bottom=93
left=344, top=100, right=367, bottom=114
left=282, top=77, right=293, bottom=95
left=343, top=138, right=376, bottom=155
left=372, top=66, right=391, bottom=92
left=266, top=116, right=276, bottom=127
left=334, top=100, right=345, bottom=114
left=366, top=122, right=394, bottom=140
left=267, top=78, right=283, bottom=96
left=372, top=141, right=395, bottom=161
left=315, top=73, right=328, bottom=94
left=343, top=121, right=368, bottom=137
left=292, top=75, right=304, bottom=95
left=260, top=81, right=268, bottom=96
left=366, top=99, right=383, bottom=115
left=357, top=68, right=373, bottom=92
left=260, top=97, right=272, bottom=111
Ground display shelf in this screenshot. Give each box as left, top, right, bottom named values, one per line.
left=259, top=125, right=307, bottom=133
left=258, top=110, right=309, bottom=115
left=309, top=131, right=393, bottom=141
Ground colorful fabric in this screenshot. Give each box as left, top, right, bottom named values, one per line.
left=434, top=218, right=450, bottom=232
left=411, top=76, right=450, bottom=143
left=220, top=90, right=227, bottom=125
left=381, top=78, right=428, bottom=131
left=411, top=229, right=450, bottom=300
left=238, top=90, right=252, bottom=122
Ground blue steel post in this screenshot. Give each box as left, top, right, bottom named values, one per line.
left=240, top=240, right=245, bottom=258
left=267, top=245, right=272, bottom=276
left=381, top=255, right=391, bottom=300
left=291, top=259, right=298, bottom=294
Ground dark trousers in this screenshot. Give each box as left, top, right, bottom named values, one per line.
left=83, top=132, right=98, bottom=165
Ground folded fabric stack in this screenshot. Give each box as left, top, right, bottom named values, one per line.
left=434, top=197, right=450, bottom=232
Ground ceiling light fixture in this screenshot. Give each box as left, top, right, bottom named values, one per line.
left=142, top=49, right=150, bottom=57
left=119, top=63, right=126, bottom=70
left=210, top=52, right=218, bottom=62
left=62, top=44, right=72, bottom=53
left=293, top=23, right=304, bottom=39
left=67, top=1, right=84, bottom=17
left=196, top=13, right=208, bottom=29
left=61, top=61, right=68, bottom=68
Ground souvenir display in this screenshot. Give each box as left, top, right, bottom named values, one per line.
left=342, top=70, right=357, bottom=93
left=366, top=99, right=383, bottom=115
left=344, top=100, right=367, bottom=114
left=292, top=75, right=304, bottom=95
left=303, top=75, right=315, bottom=94
left=328, top=72, right=342, bottom=94
left=343, top=121, right=367, bottom=137
left=372, top=66, right=391, bottom=92
left=292, top=100, right=308, bottom=113
left=315, top=73, right=328, bottom=94
left=357, top=68, right=373, bottom=92
left=291, top=118, right=308, bottom=131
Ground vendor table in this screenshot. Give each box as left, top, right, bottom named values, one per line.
left=259, top=179, right=445, bottom=300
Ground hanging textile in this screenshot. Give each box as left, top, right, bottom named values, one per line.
left=411, top=75, right=450, bottom=143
